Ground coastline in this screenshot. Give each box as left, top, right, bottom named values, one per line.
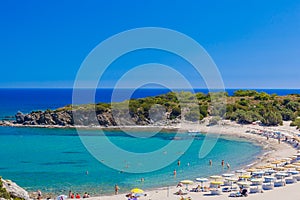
left=1, top=119, right=299, bottom=199
left=87, top=120, right=299, bottom=200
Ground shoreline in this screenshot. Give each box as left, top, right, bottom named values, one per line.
left=1, top=119, right=300, bottom=199
left=88, top=120, right=299, bottom=199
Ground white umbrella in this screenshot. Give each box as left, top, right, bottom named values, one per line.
left=235, top=169, right=247, bottom=175
left=222, top=173, right=235, bottom=177
left=195, top=178, right=208, bottom=191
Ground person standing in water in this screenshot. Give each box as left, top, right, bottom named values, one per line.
left=173, top=169, right=177, bottom=177
left=221, top=160, right=224, bottom=168
left=226, top=163, right=230, bottom=170
left=114, top=184, right=120, bottom=195
left=177, top=160, right=181, bottom=167
left=209, top=160, right=212, bottom=166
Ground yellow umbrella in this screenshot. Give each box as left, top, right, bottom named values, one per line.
left=131, top=188, right=144, bottom=194
left=239, top=174, right=251, bottom=179
left=256, top=166, right=265, bottom=169
left=210, top=175, right=222, bottom=179
left=246, top=168, right=257, bottom=172
left=296, top=168, right=300, bottom=172
left=180, top=180, right=194, bottom=185
left=180, top=180, right=194, bottom=190
left=293, top=163, right=300, bottom=166
left=210, top=181, right=223, bottom=185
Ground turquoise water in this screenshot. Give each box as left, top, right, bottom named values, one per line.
left=0, top=126, right=261, bottom=195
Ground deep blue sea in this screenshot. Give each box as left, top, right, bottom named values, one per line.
left=0, top=88, right=296, bottom=195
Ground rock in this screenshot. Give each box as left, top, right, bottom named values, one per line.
left=15, top=112, right=25, bottom=124
left=1, top=178, right=30, bottom=200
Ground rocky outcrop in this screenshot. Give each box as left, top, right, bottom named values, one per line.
left=13, top=108, right=179, bottom=127
left=1, top=178, right=30, bottom=200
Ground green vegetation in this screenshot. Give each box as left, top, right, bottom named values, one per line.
left=0, top=177, right=11, bottom=199
left=0, top=178, right=23, bottom=200
left=58, top=90, right=300, bottom=128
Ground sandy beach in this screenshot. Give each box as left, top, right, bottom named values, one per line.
left=87, top=119, right=299, bottom=200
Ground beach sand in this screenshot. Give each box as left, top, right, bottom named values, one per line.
left=90, top=120, right=299, bottom=200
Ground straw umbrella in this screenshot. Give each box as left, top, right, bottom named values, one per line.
left=246, top=168, right=257, bottom=173
left=284, top=164, right=296, bottom=170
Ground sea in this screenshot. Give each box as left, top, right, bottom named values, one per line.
left=0, top=88, right=297, bottom=196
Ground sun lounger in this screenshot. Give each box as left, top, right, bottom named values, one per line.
left=294, top=175, right=300, bottom=181
left=210, top=189, right=222, bottom=195
left=249, top=187, right=262, bottom=193
left=262, top=183, right=274, bottom=190
left=285, top=178, right=297, bottom=184
left=274, top=180, right=285, bottom=187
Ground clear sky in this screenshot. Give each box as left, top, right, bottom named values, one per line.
left=0, top=0, right=299, bottom=88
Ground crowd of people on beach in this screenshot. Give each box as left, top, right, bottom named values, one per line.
left=68, top=191, right=90, bottom=199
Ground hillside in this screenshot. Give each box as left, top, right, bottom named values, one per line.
left=11, top=90, right=300, bottom=129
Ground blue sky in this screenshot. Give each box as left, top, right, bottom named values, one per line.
left=0, top=0, right=299, bottom=88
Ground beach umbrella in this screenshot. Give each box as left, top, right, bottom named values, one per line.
left=222, top=173, right=234, bottom=178
left=210, top=175, right=222, bottom=181
left=295, top=153, right=300, bottom=157
left=225, top=177, right=238, bottom=181
left=225, top=177, right=237, bottom=189
left=180, top=180, right=194, bottom=190
left=246, top=168, right=257, bottom=172
left=235, top=169, right=247, bottom=174
left=289, top=156, right=297, bottom=160
left=131, top=188, right=144, bottom=194
left=237, top=181, right=250, bottom=188
left=271, top=160, right=282, bottom=165
left=256, top=166, right=266, bottom=169
left=275, top=172, right=289, bottom=179
left=252, top=171, right=265, bottom=177
left=293, top=163, right=300, bottom=168
left=284, top=164, right=296, bottom=169
left=264, top=165, right=274, bottom=169
left=239, top=174, right=251, bottom=179
left=274, top=167, right=285, bottom=171
left=195, top=178, right=208, bottom=191
left=210, top=181, right=223, bottom=185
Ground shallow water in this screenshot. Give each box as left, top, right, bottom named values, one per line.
left=0, top=126, right=261, bottom=195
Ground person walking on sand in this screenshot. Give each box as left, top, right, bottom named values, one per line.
left=115, top=184, right=120, bottom=195
left=37, top=190, right=42, bottom=200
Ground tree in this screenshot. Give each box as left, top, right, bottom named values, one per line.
left=262, top=111, right=283, bottom=126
